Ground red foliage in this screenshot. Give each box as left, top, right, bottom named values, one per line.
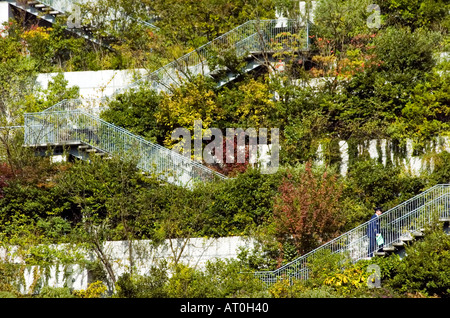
left=208, top=133, right=250, bottom=177
left=273, top=162, right=344, bottom=257
left=0, top=163, right=14, bottom=198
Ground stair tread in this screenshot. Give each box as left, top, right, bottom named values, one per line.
left=374, top=252, right=386, bottom=256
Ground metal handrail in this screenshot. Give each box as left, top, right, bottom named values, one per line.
left=112, top=18, right=308, bottom=96
left=29, top=18, right=307, bottom=186
left=253, top=184, right=450, bottom=285
left=42, top=19, right=307, bottom=112
left=24, top=110, right=227, bottom=187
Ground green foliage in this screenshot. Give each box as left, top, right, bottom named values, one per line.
left=101, top=87, right=162, bottom=143
left=389, top=229, right=450, bottom=297
left=202, top=167, right=283, bottom=236
left=37, top=286, right=75, bottom=298
left=114, top=264, right=169, bottom=298
left=344, top=158, right=426, bottom=213
left=371, top=27, right=439, bottom=86
left=0, top=262, right=22, bottom=296
left=380, top=0, right=450, bottom=31
left=388, top=72, right=450, bottom=149
left=313, top=0, right=373, bottom=52
left=24, top=73, right=80, bottom=113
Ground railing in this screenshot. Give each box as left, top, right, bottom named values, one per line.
left=41, top=98, right=108, bottom=114
left=28, top=0, right=76, bottom=13
left=42, top=19, right=307, bottom=109
left=113, top=19, right=308, bottom=95
left=24, top=110, right=227, bottom=187
left=254, top=184, right=450, bottom=286
left=24, top=18, right=307, bottom=186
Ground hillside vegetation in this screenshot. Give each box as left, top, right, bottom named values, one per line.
left=0, top=0, right=449, bottom=298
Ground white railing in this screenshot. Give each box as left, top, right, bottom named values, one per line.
left=24, top=110, right=227, bottom=187
left=113, top=19, right=308, bottom=95
left=24, top=19, right=307, bottom=186
left=254, top=184, right=450, bottom=286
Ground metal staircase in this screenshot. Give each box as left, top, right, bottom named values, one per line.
left=254, top=184, right=450, bottom=286
left=23, top=19, right=308, bottom=187
left=3, top=0, right=68, bottom=25
left=115, top=19, right=308, bottom=95
left=24, top=106, right=228, bottom=187
left=2, top=0, right=158, bottom=46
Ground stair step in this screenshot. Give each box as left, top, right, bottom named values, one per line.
left=374, top=252, right=386, bottom=257
left=411, top=231, right=424, bottom=237
left=78, top=145, right=90, bottom=150
left=439, top=217, right=450, bottom=222
left=392, top=241, right=405, bottom=247
left=383, top=246, right=396, bottom=252
left=27, top=1, right=39, bottom=4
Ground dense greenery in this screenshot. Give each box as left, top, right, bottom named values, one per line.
left=0, top=0, right=449, bottom=298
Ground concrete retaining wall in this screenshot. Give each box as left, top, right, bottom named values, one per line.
left=1, top=236, right=256, bottom=293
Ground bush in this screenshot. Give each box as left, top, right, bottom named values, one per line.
left=0, top=291, right=17, bottom=298
left=73, top=281, right=108, bottom=298
left=114, top=264, right=169, bottom=298
left=37, top=286, right=75, bottom=298
left=388, top=229, right=450, bottom=297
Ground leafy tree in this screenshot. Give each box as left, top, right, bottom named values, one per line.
left=273, top=162, right=344, bottom=255
left=313, top=0, right=373, bottom=54
left=101, top=86, right=162, bottom=143
left=379, top=0, right=450, bottom=31
left=370, top=27, right=439, bottom=86
left=155, top=76, right=222, bottom=147
left=388, top=72, right=450, bottom=151
left=0, top=21, right=37, bottom=126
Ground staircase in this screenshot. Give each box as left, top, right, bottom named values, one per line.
left=112, top=19, right=309, bottom=95
left=24, top=107, right=228, bottom=187
left=2, top=0, right=158, bottom=46
left=24, top=19, right=308, bottom=186
left=254, top=184, right=450, bottom=286
left=4, top=0, right=68, bottom=25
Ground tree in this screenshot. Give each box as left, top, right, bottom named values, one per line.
left=313, top=0, right=373, bottom=54
left=0, top=21, right=37, bottom=126
left=56, top=155, right=146, bottom=290
left=273, top=162, right=344, bottom=256
left=155, top=76, right=222, bottom=148
left=379, top=0, right=450, bottom=32
left=101, top=86, right=162, bottom=143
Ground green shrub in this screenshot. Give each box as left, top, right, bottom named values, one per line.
left=37, top=286, right=75, bottom=298
left=388, top=229, right=450, bottom=297
left=0, top=291, right=17, bottom=298
left=114, top=263, right=169, bottom=298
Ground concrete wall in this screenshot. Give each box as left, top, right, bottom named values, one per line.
left=36, top=68, right=147, bottom=99
left=315, top=137, right=450, bottom=176
left=1, top=236, right=256, bottom=294
left=0, top=2, right=13, bottom=31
